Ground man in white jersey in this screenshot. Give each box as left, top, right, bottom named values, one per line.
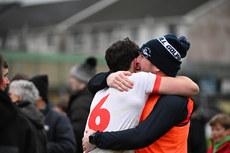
left=84, top=38, right=199, bottom=153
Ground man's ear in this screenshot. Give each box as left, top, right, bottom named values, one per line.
left=36, top=96, right=46, bottom=109
left=153, top=66, right=160, bottom=73
left=133, top=58, right=137, bottom=70
left=18, top=95, right=23, bottom=101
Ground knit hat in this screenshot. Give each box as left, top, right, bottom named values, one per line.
left=70, top=57, right=97, bottom=83
left=140, top=34, right=190, bottom=77
left=29, top=75, right=49, bottom=103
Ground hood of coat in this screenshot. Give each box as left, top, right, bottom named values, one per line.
left=15, top=101, right=45, bottom=129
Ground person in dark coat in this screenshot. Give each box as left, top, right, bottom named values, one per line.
left=0, top=90, right=38, bottom=153
left=67, top=57, right=97, bottom=153
left=0, top=54, right=39, bottom=153
left=30, top=74, right=76, bottom=153
left=9, top=80, right=49, bottom=153
left=188, top=101, right=208, bottom=153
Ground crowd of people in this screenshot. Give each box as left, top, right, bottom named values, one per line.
left=0, top=33, right=230, bottom=153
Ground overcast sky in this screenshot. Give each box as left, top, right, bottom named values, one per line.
left=0, top=0, right=69, bottom=5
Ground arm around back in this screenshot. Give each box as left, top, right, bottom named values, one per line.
left=93, top=96, right=190, bottom=150
left=87, top=71, right=113, bottom=94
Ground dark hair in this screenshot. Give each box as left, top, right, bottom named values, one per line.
left=105, top=37, right=139, bottom=71
left=209, top=113, right=230, bottom=129
left=11, top=73, right=30, bottom=82
left=56, top=99, right=68, bottom=113
left=3, top=60, right=8, bottom=69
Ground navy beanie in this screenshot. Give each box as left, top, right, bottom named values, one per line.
left=29, top=74, right=49, bottom=103
left=140, top=34, right=190, bottom=77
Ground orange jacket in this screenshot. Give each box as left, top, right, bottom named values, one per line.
left=136, top=95, right=194, bottom=153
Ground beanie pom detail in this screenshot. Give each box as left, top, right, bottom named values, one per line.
left=70, top=57, right=97, bottom=82
left=179, top=36, right=190, bottom=55
left=86, top=57, right=97, bottom=67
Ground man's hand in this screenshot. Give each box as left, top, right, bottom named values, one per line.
left=106, top=71, right=134, bottom=91
left=82, top=129, right=96, bottom=153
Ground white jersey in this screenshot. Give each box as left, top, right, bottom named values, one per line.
left=85, top=72, right=161, bottom=153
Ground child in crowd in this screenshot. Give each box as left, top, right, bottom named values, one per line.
left=207, top=113, right=230, bottom=153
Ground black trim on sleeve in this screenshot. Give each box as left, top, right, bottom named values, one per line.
left=87, top=71, right=113, bottom=95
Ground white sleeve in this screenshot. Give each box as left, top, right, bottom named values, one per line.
left=131, top=72, right=161, bottom=94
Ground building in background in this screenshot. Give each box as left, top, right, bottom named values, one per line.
left=1, top=0, right=216, bottom=55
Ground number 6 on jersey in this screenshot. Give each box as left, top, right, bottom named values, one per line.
left=88, top=94, right=110, bottom=131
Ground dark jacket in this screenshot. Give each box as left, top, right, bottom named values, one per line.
left=188, top=115, right=207, bottom=153
left=41, top=101, right=76, bottom=153
left=0, top=90, right=37, bottom=153
left=67, top=87, right=94, bottom=153
left=15, top=101, right=49, bottom=153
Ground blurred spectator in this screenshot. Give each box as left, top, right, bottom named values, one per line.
left=67, top=57, right=97, bottom=153
left=9, top=80, right=49, bottom=153
left=0, top=54, right=38, bottom=153
left=54, top=98, right=68, bottom=116
left=188, top=101, right=208, bottom=153
left=207, top=113, right=230, bottom=153
left=0, top=60, right=10, bottom=92
left=11, top=73, right=30, bottom=81
left=30, top=74, right=76, bottom=153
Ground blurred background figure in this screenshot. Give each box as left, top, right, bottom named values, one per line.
left=67, top=57, right=97, bottom=153
left=11, top=73, right=30, bottom=81
left=207, top=113, right=230, bottom=153
left=188, top=100, right=208, bottom=153
left=9, top=80, right=49, bottom=153
left=30, top=74, right=76, bottom=153
left=1, top=60, right=10, bottom=92
left=54, top=98, right=68, bottom=116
